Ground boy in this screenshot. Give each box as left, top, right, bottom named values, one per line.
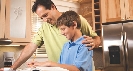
left=29, top=10, right=93, bottom=71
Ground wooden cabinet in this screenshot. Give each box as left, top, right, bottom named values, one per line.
left=0, top=0, right=6, bottom=38
left=79, top=0, right=102, bottom=41
left=101, top=0, right=133, bottom=22
left=0, top=0, right=31, bottom=43
left=79, top=0, right=102, bottom=46
left=124, top=0, right=133, bottom=20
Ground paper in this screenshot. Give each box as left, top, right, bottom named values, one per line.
left=17, top=67, right=69, bottom=71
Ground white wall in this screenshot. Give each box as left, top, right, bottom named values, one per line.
left=52, top=0, right=80, bottom=13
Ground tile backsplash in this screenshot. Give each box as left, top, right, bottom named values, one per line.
left=0, top=46, right=24, bottom=68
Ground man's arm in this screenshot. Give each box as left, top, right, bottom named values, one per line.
left=79, top=15, right=101, bottom=49
left=93, top=36, right=101, bottom=48
left=11, top=42, right=38, bottom=70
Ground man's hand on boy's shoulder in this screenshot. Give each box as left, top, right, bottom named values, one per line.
left=82, top=35, right=98, bottom=50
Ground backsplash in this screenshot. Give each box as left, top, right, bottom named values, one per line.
left=0, top=46, right=24, bottom=68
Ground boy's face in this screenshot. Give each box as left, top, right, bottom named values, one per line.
left=59, top=25, right=75, bottom=40
left=35, top=5, right=57, bottom=25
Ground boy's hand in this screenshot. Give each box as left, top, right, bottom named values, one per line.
left=27, top=61, right=36, bottom=68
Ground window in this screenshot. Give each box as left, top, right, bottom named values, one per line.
left=31, top=1, right=46, bottom=57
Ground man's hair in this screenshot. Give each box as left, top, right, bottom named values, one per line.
left=57, top=10, right=81, bottom=29
left=32, top=0, right=56, bottom=13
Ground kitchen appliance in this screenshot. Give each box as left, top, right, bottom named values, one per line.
left=102, top=20, right=133, bottom=71
left=3, top=52, right=14, bottom=67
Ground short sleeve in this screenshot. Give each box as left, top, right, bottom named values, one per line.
left=32, top=25, right=43, bottom=46
left=80, top=15, right=98, bottom=37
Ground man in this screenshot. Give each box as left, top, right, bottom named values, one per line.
left=28, top=10, right=93, bottom=71
left=0, top=0, right=100, bottom=70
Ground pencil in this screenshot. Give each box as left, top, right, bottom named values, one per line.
left=33, top=52, right=36, bottom=61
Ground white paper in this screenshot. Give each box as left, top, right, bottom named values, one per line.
left=17, top=67, right=69, bottom=71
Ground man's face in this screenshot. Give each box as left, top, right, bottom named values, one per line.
left=59, top=25, right=75, bottom=40
left=35, top=5, right=56, bottom=25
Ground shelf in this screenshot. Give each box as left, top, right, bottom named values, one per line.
left=94, top=9, right=100, bottom=11
left=95, top=22, right=100, bottom=24
left=95, top=23, right=101, bottom=25
left=94, top=10, right=100, bottom=15
left=95, top=29, right=101, bottom=31
left=94, top=2, right=99, bottom=9
left=95, top=24, right=101, bottom=29
left=94, top=0, right=99, bottom=3
left=95, top=16, right=100, bottom=22
left=95, top=15, right=100, bottom=17
left=94, top=2, right=99, bottom=4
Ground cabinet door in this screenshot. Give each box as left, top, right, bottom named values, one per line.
left=101, top=0, right=122, bottom=22
left=124, top=0, right=133, bottom=20
left=5, top=0, right=31, bottom=42
left=0, top=0, right=5, bottom=38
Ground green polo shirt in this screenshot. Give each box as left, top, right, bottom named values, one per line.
left=32, top=15, right=97, bottom=62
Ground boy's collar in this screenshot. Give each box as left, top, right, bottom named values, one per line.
left=69, top=36, right=84, bottom=44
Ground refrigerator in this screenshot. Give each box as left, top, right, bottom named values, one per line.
left=102, top=20, right=133, bottom=71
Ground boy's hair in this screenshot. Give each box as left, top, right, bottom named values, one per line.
left=57, top=10, right=81, bottom=29
left=32, top=0, right=56, bottom=13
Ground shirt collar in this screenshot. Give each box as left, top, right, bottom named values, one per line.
left=68, top=36, right=84, bottom=45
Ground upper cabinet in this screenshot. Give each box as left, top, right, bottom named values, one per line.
left=124, top=0, right=133, bottom=20
left=0, top=0, right=6, bottom=38
left=5, top=0, right=31, bottom=43
left=101, top=0, right=133, bottom=23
